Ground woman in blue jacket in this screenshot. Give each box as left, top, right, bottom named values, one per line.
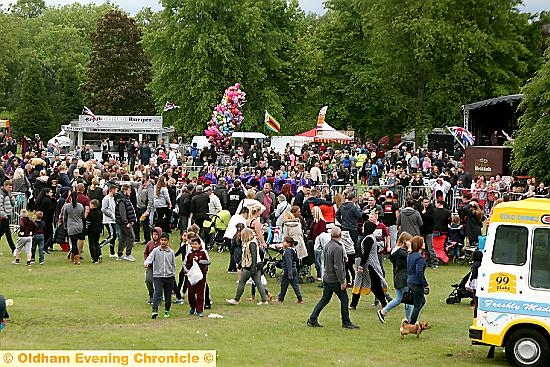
left=407, top=236, right=429, bottom=324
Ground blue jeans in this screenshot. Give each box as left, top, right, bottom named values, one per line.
left=31, top=234, right=45, bottom=263
left=409, top=285, right=426, bottom=324
left=278, top=271, right=302, bottom=302
left=314, top=250, right=322, bottom=278
left=382, top=286, right=412, bottom=320
left=309, top=282, right=352, bottom=326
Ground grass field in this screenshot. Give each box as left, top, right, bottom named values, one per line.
left=0, top=233, right=511, bottom=367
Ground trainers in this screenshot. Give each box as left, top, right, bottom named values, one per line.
left=175, top=299, right=185, bottom=305
left=306, top=319, right=323, bottom=328
left=197, top=312, right=203, bottom=317
left=377, top=310, right=386, bottom=324
left=204, top=304, right=212, bottom=309
left=109, top=254, right=118, bottom=258
left=295, top=300, right=304, bottom=304
left=148, top=298, right=153, bottom=305
left=116, top=256, right=123, bottom=261
left=226, top=299, right=239, bottom=305
left=39, top=261, right=45, bottom=265
left=151, top=312, right=158, bottom=319
left=123, top=255, right=136, bottom=262
left=257, top=301, right=269, bottom=306
left=164, top=311, right=170, bottom=318
left=342, top=323, right=360, bottom=329
left=189, top=307, right=195, bottom=315
left=12, top=260, right=20, bottom=265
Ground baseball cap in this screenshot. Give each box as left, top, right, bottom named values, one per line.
left=195, top=185, right=203, bottom=192
left=386, top=191, right=393, bottom=197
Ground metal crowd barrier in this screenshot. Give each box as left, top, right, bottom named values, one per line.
left=10, top=193, right=27, bottom=233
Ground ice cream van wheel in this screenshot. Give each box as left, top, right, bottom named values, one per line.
left=505, top=329, right=550, bottom=367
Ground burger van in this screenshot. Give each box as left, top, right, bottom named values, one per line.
left=469, top=198, right=550, bottom=367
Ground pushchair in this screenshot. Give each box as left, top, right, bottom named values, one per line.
left=264, top=226, right=284, bottom=278
left=204, top=210, right=231, bottom=252
left=264, top=246, right=284, bottom=278
left=446, top=271, right=474, bottom=305
left=299, top=237, right=316, bottom=284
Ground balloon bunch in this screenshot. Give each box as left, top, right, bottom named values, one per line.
left=204, top=83, right=246, bottom=149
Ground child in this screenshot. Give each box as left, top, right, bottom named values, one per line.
left=447, top=214, right=465, bottom=262
left=185, top=225, right=212, bottom=309
left=13, top=209, right=36, bottom=266
left=469, top=250, right=483, bottom=318
left=87, top=199, right=103, bottom=264
left=32, top=211, right=46, bottom=265
left=174, top=230, right=191, bottom=304
left=144, top=232, right=176, bottom=319
left=184, top=237, right=211, bottom=317
left=144, top=227, right=162, bottom=304
left=272, top=237, right=303, bottom=304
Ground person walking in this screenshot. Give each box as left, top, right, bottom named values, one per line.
left=100, top=185, right=118, bottom=258
left=135, top=173, right=155, bottom=244
left=115, top=184, right=137, bottom=261
left=144, top=232, right=176, bottom=319
left=307, top=226, right=359, bottom=329
left=63, top=191, right=85, bottom=265
left=0, top=180, right=16, bottom=254
left=407, top=236, right=429, bottom=324
left=153, top=176, right=172, bottom=233
left=226, top=228, right=269, bottom=306
left=377, top=232, right=413, bottom=324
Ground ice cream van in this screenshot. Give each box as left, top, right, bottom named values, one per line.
left=469, top=198, right=550, bottom=367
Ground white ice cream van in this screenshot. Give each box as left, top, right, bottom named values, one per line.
left=469, top=198, right=550, bottom=367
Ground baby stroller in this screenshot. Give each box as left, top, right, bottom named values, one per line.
left=446, top=271, right=474, bottom=305
left=264, top=226, right=284, bottom=278
left=204, top=210, right=231, bottom=252
left=299, top=237, right=316, bottom=284
left=264, top=246, right=284, bottom=278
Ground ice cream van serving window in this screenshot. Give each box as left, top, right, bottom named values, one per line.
left=492, top=225, right=528, bottom=266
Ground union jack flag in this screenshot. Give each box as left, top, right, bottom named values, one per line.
left=447, top=126, right=475, bottom=146
left=82, top=106, right=97, bottom=120
left=164, top=101, right=180, bottom=112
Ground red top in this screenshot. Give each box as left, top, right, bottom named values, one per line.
left=185, top=249, right=210, bottom=275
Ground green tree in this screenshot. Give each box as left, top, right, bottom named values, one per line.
left=510, top=50, right=550, bottom=181
left=318, top=0, right=544, bottom=140
left=81, top=9, right=154, bottom=115
left=143, top=0, right=318, bottom=135
left=9, top=0, right=45, bottom=18
left=14, top=61, right=55, bottom=138
left=56, top=64, right=83, bottom=128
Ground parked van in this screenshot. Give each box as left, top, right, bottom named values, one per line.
left=469, top=198, right=550, bottom=367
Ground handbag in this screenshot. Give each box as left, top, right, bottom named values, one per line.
left=53, top=225, right=68, bottom=244
left=401, top=289, right=414, bottom=305
left=187, top=260, right=204, bottom=286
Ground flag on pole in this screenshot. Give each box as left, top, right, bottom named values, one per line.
left=264, top=111, right=281, bottom=133
left=447, top=126, right=475, bottom=147
left=164, top=101, right=180, bottom=112
left=82, top=106, right=99, bottom=126
left=82, top=106, right=97, bottom=120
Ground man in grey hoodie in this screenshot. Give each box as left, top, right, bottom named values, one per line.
left=397, top=199, right=423, bottom=236
left=307, top=227, right=359, bottom=329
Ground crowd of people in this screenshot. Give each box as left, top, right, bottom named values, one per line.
left=0, top=133, right=546, bottom=326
